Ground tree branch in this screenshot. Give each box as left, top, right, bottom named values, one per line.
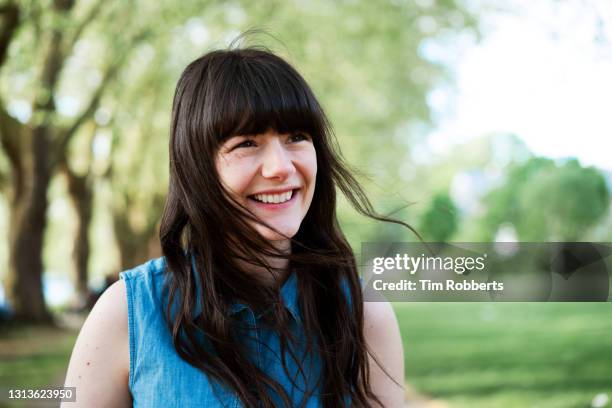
left=0, top=166, right=6, bottom=190
left=55, top=62, right=117, bottom=159
left=0, top=100, right=25, bottom=198
left=33, top=0, right=76, bottom=112
left=54, top=29, right=152, bottom=163
left=28, top=0, right=42, bottom=48
left=0, top=2, right=20, bottom=72
left=65, top=0, right=105, bottom=54
left=0, top=101, right=23, bottom=171
left=57, top=119, right=97, bottom=180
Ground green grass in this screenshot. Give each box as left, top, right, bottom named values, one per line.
left=395, top=303, right=612, bottom=408
left=2, top=305, right=611, bottom=408
left=0, top=324, right=79, bottom=407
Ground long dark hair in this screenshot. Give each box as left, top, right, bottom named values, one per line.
left=159, top=46, right=413, bottom=408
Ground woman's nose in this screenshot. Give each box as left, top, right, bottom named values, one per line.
left=260, top=139, right=295, bottom=180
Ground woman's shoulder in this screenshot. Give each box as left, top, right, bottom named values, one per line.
left=362, top=296, right=405, bottom=407
left=118, top=256, right=173, bottom=326
left=63, top=278, right=132, bottom=406
left=89, top=278, right=130, bottom=338
left=118, top=257, right=169, bottom=303
left=119, top=257, right=167, bottom=282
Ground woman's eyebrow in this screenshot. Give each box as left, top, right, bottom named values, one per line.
left=230, top=133, right=259, bottom=139
left=223, top=135, right=252, bottom=144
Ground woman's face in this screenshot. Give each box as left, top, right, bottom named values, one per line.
left=215, top=129, right=317, bottom=242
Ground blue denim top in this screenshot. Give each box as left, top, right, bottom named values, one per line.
left=119, top=257, right=349, bottom=407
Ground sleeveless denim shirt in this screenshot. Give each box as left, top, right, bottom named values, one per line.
left=119, top=257, right=353, bottom=407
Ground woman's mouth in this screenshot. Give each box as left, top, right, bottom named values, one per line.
left=247, top=189, right=299, bottom=208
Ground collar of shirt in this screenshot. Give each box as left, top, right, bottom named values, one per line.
left=187, top=254, right=302, bottom=325
left=227, top=270, right=301, bottom=325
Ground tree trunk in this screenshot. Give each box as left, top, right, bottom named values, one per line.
left=63, top=165, right=93, bottom=302
left=1, top=0, right=136, bottom=322
left=5, top=126, right=53, bottom=322
left=114, top=215, right=159, bottom=272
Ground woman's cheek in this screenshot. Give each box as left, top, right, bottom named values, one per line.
left=216, top=157, right=248, bottom=195
left=230, top=157, right=258, bottom=193
left=296, top=148, right=317, bottom=170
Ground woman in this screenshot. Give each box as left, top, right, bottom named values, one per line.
left=63, top=46, right=405, bottom=407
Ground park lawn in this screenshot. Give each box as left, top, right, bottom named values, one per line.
left=2, top=305, right=611, bottom=408
left=0, top=324, right=79, bottom=407
left=394, top=302, right=612, bottom=408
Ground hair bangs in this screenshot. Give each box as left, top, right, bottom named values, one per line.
left=211, top=53, right=324, bottom=143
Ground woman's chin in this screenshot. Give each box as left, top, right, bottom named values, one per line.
left=255, top=225, right=298, bottom=242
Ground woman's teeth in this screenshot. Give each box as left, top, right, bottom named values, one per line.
left=252, top=190, right=293, bottom=204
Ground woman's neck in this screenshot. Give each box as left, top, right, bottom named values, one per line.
left=241, top=239, right=291, bottom=288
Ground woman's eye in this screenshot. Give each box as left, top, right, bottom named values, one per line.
left=289, top=132, right=309, bottom=143
left=234, top=140, right=256, bottom=149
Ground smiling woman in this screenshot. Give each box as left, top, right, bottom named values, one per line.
left=216, top=130, right=317, bottom=243
left=63, top=46, right=407, bottom=408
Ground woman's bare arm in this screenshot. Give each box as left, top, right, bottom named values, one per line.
left=363, top=299, right=405, bottom=408
left=62, top=280, right=132, bottom=407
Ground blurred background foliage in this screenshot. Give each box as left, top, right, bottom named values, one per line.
left=1, top=0, right=611, bottom=407
left=0, top=0, right=484, bottom=318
